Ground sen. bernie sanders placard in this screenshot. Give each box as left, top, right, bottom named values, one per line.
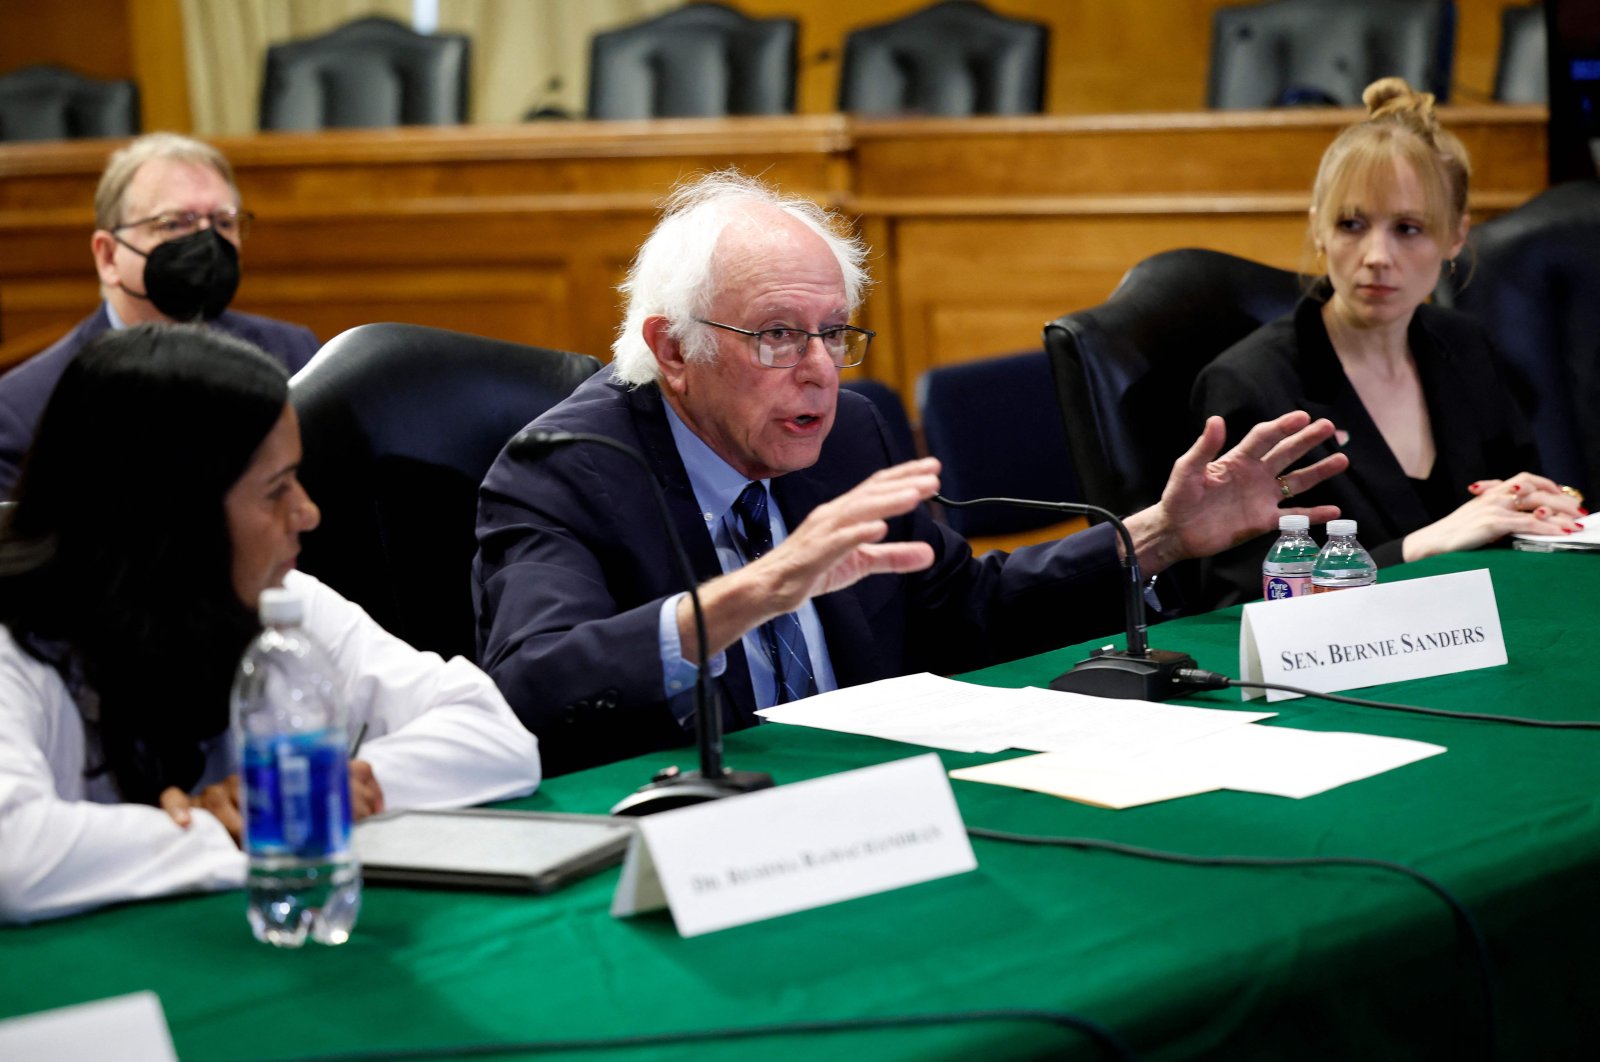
left=1239, top=568, right=1506, bottom=702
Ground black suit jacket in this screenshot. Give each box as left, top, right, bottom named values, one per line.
left=0, top=304, right=320, bottom=498
left=474, top=373, right=1127, bottom=776
left=1191, top=287, right=1539, bottom=607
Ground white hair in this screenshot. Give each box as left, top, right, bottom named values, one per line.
left=609, top=170, right=871, bottom=386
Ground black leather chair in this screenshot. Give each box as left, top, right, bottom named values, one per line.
left=1044, top=249, right=1302, bottom=521
left=0, top=65, right=139, bottom=142
left=259, top=15, right=470, bottom=130
left=838, top=1, right=1048, bottom=116
left=1445, top=181, right=1600, bottom=499
left=841, top=378, right=918, bottom=465
left=290, top=323, right=601, bottom=662
left=587, top=3, right=797, bottom=119
left=1494, top=4, right=1546, bottom=103
left=917, top=351, right=1081, bottom=538
left=1208, top=0, right=1456, bottom=109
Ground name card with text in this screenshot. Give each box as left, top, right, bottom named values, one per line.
left=611, top=754, right=976, bottom=937
left=1239, top=569, right=1506, bottom=702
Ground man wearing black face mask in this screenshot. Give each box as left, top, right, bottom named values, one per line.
left=0, top=134, right=319, bottom=499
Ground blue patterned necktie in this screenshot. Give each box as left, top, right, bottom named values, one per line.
left=731, top=481, right=818, bottom=705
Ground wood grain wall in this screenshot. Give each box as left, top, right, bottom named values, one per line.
left=0, top=108, right=1545, bottom=402
left=2, top=0, right=1534, bottom=130
left=740, top=0, right=1524, bottom=114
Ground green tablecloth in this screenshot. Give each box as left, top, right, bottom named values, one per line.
left=4, top=549, right=1597, bottom=1061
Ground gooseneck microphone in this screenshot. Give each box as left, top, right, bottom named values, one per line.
left=934, top=494, right=1198, bottom=701
left=508, top=429, right=774, bottom=814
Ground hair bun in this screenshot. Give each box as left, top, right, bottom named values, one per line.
left=1363, top=77, right=1438, bottom=133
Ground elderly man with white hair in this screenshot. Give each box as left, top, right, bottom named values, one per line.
left=474, top=170, right=1348, bottom=776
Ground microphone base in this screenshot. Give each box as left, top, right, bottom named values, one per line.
left=1049, top=648, right=1199, bottom=702
left=610, top=767, right=775, bottom=817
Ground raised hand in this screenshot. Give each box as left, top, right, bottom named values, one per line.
left=678, top=458, right=939, bottom=661
left=1128, top=412, right=1351, bottom=573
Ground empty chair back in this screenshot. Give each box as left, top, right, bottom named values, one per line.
left=841, top=378, right=918, bottom=465
left=918, top=351, right=1080, bottom=538
left=1447, top=181, right=1600, bottom=498
left=839, top=0, right=1048, bottom=116
left=0, top=65, right=139, bottom=142
left=1209, top=0, right=1455, bottom=108
left=1494, top=4, right=1547, bottom=103
left=260, top=15, right=470, bottom=130
left=588, top=3, right=797, bottom=119
left=290, top=323, right=601, bottom=661
left=1045, top=249, right=1302, bottom=519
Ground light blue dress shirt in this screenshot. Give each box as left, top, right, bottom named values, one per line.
left=656, top=402, right=838, bottom=728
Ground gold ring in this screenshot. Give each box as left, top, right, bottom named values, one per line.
left=1560, top=485, right=1584, bottom=504
left=1277, top=476, right=1293, bottom=500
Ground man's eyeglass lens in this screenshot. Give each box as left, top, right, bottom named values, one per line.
left=118, top=210, right=253, bottom=241
left=756, top=328, right=870, bottom=368
left=696, top=319, right=873, bottom=368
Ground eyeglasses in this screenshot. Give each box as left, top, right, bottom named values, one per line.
left=112, top=209, right=254, bottom=242
left=695, top=318, right=874, bottom=368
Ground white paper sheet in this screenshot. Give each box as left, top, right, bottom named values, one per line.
left=1139, top=724, right=1446, bottom=799
left=1513, top=512, right=1600, bottom=550
left=951, top=724, right=1444, bottom=808
left=757, top=673, right=1023, bottom=752
left=757, top=673, right=1272, bottom=757
left=981, top=686, right=1275, bottom=759
left=950, top=753, right=1222, bottom=810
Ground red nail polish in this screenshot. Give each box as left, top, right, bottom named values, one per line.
left=1536, top=507, right=1549, bottom=517
left=1581, top=508, right=1590, bottom=516
left=1510, top=484, right=1521, bottom=493
left=1468, top=482, right=1481, bottom=492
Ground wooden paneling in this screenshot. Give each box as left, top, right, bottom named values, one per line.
left=739, top=0, right=1520, bottom=116
left=0, top=0, right=133, bottom=80
left=0, top=109, right=1546, bottom=407
left=0, top=0, right=1523, bottom=133
left=127, top=0, right=191, bottom=133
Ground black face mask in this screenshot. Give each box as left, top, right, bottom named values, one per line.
left=116, top=227, right=240, bottom=322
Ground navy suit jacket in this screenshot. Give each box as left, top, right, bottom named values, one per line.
left=475, top=373, right=1127, bottom=777
left=0, top=304, right=319, bottom=499
left=1191, top=288, right=1539, bottom=607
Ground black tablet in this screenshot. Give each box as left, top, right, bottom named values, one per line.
left=352, top=808, right=636, bottom=894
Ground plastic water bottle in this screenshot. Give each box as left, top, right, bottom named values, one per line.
left=1262, top=514, right=1318, bottom=600
left=231, top=588, right=360, bottom=947
left=1311, top=519, right=1378, bottom=594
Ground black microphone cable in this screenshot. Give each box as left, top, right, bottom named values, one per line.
left=1174, top=668, right=1600, bottom=729
left=965, top=826, right=1496, bottom=1062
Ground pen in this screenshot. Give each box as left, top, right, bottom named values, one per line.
left=349, top=721, right=368, bottom=760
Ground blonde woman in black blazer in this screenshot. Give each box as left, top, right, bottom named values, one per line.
left=1192, top=78, right=1584, bottom=607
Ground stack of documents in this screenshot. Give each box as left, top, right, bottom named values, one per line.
left=1514, top=513, right=1600, bottom=552
left=758, top=674, right=1444, bottom=809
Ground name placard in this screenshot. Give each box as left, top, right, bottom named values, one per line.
left=1239, top=569, right=1506, bottom=702
left=611, top=754, right=976, bottom=937
left=0, top=992, right=177, bottom=1062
